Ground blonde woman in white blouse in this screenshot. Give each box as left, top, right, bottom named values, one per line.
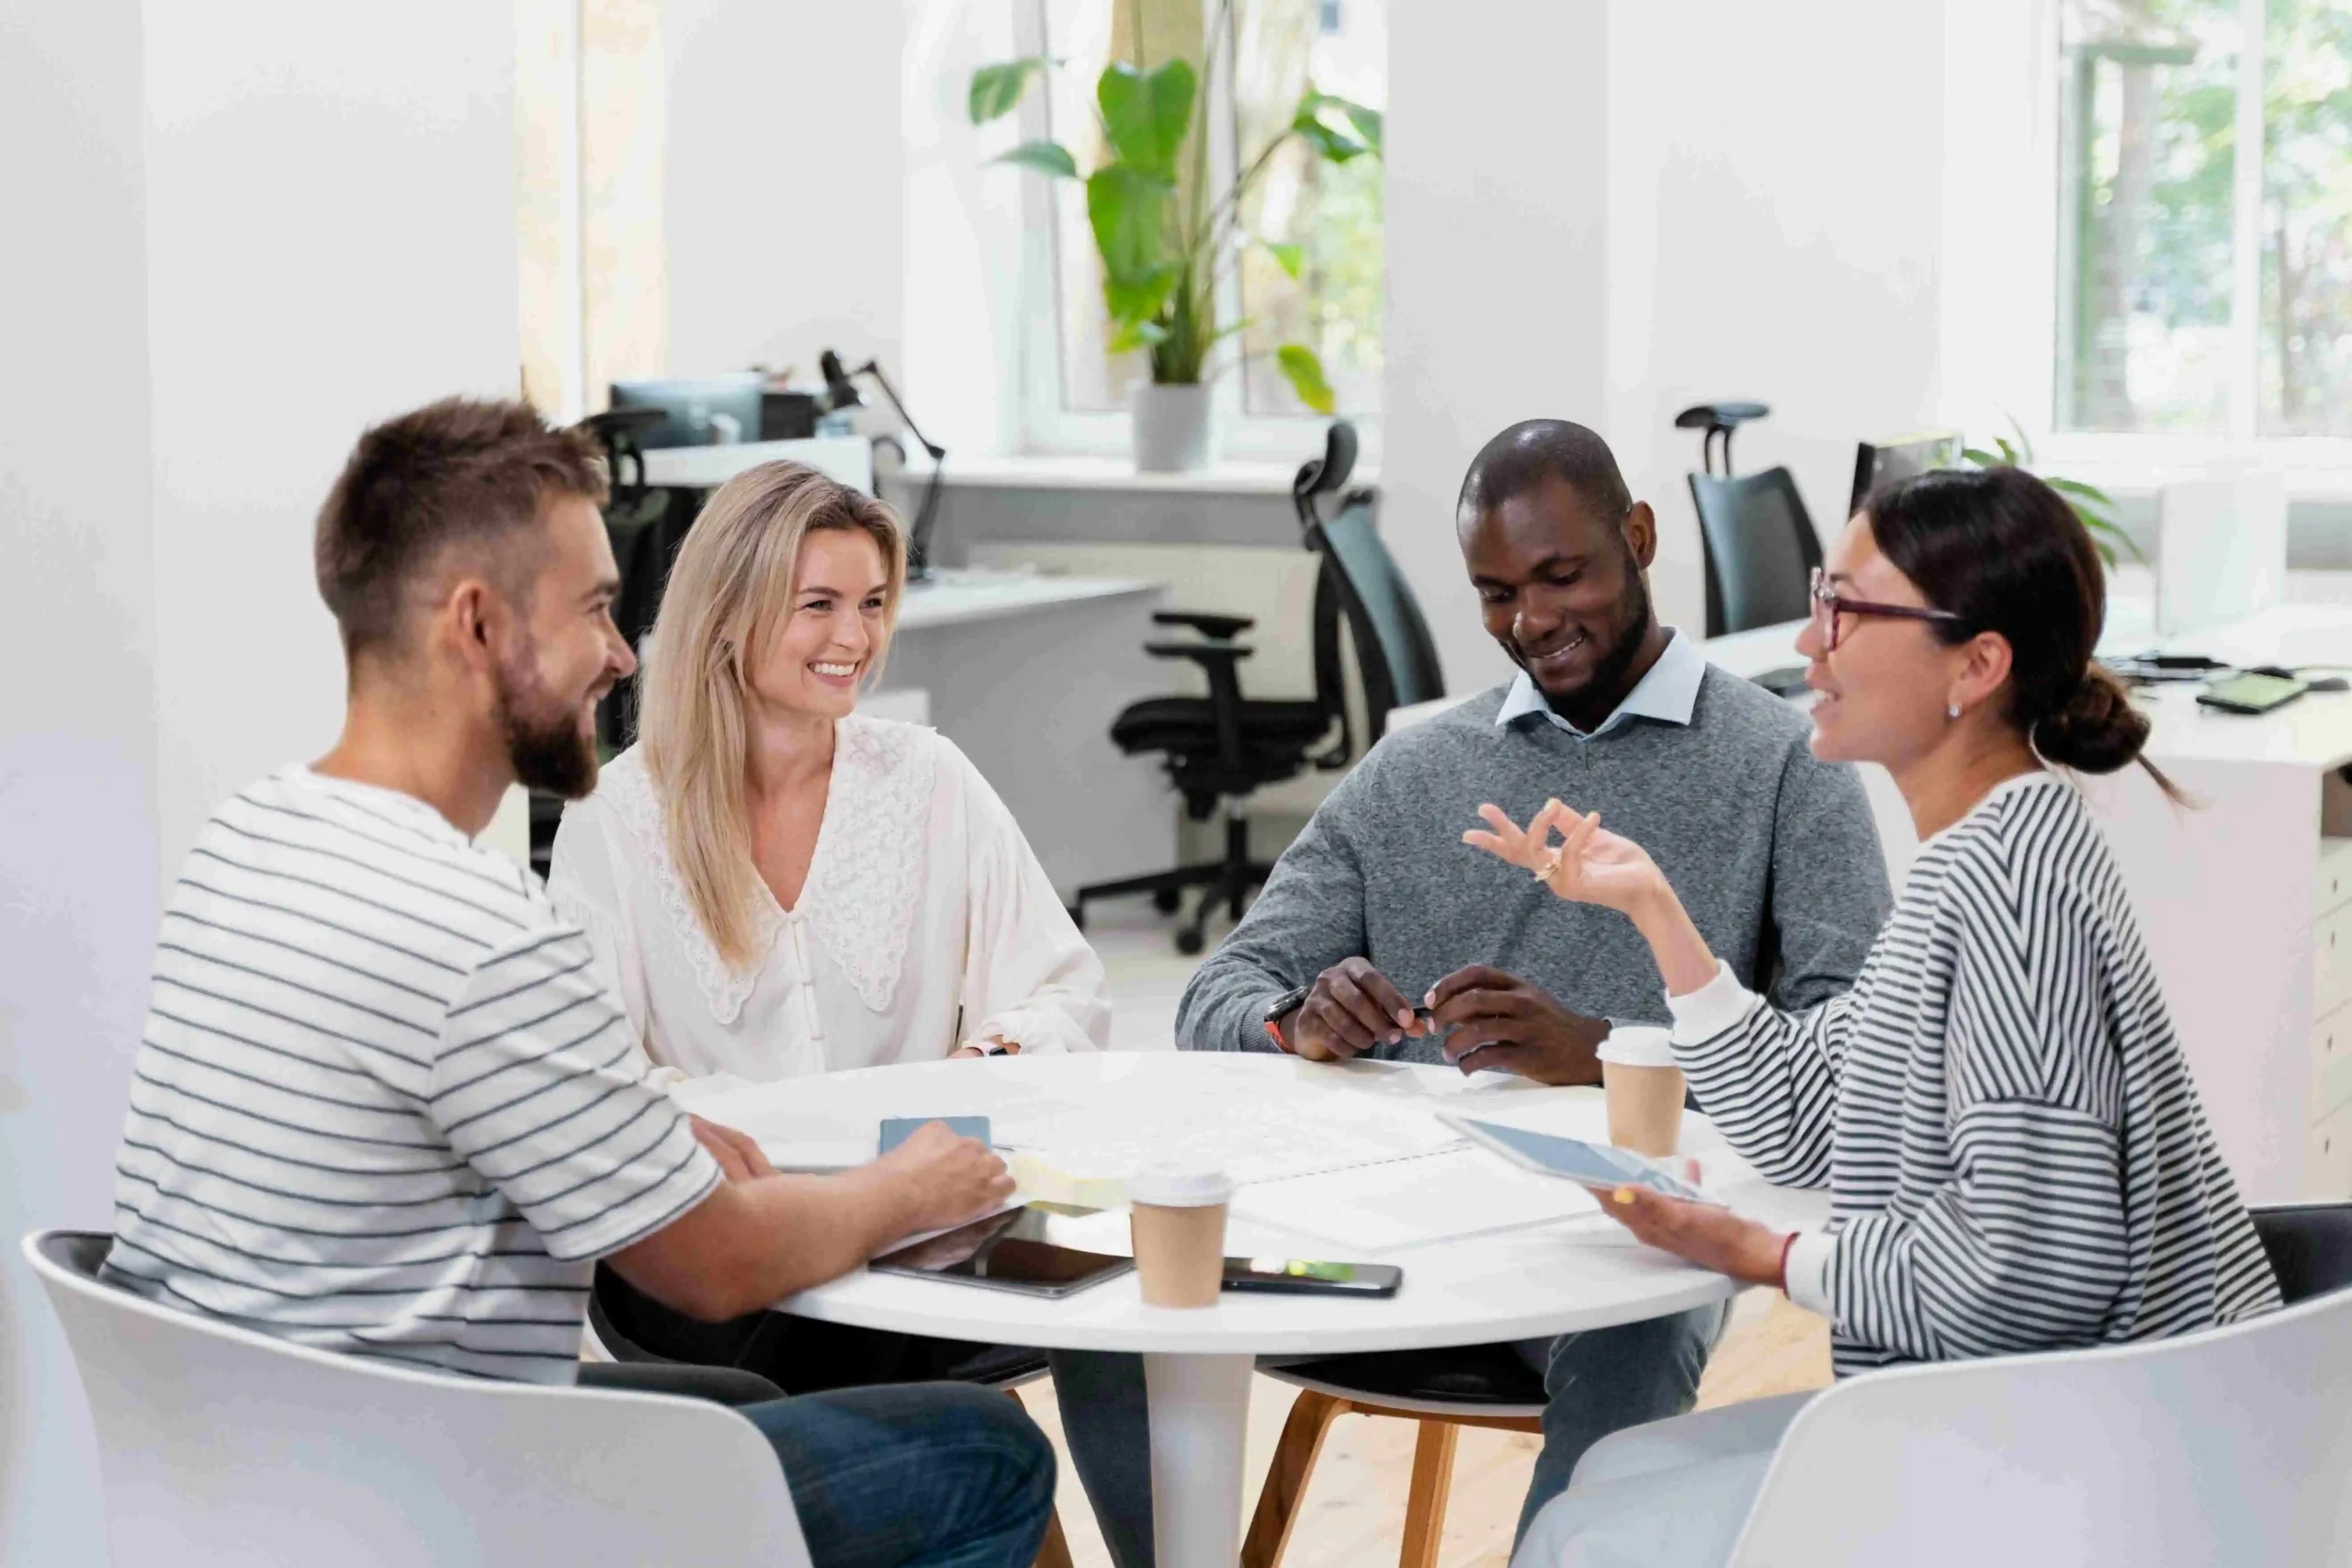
left=548, top=460, right=1108, bottom=1091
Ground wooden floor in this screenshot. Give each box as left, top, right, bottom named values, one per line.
left=1012, top=1289, right=1832, bottom=1568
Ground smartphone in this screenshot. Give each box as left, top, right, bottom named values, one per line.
left=1221, top=1257, right=1402, bottom=1297
left=878, top=1115, right=990, bottom=1156
left=1445, top=1116, right=1707, bottom=1201
left=2199, top=671, right=2308, bottom=715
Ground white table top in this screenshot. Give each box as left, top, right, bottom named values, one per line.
left=894, top=569, right=1161, bottom=633
left=639, top=434, right=873, bottom=493
left=687, top=1054, right=1826, bottom=1358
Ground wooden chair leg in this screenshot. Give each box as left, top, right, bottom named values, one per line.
left=1002, top=1387, right=1076, bottom=1568
left=1241, top=1389, right=1352, bottom=1568
left=1397, top=1419, right=1460, bottom=1568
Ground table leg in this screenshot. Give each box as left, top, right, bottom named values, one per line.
left=1144, top=1351, right=1255, bottom=1568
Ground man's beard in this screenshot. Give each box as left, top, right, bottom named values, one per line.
left=1570, top=566, right=1656, bottom=705
left=495, top=647, right=601, bottom=799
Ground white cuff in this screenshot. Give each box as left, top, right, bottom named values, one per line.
left=1781, top=1230, right=1836, bottom=1316
left=1663, top=959, right=1757, bottom=1045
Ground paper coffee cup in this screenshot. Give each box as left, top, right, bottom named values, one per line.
left=1600, top=1026, right=1684, bottom=1156
left=1126, top=1163, right=1232, bottom=1309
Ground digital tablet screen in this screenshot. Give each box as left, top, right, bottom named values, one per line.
left=1450, top=1118, right=1705, bottom=1201
left=870, top=1206, right=1135, bottom=1299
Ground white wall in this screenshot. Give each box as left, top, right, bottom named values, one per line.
left=662, top=0, right=908, bottom=385
left=1377, top=0, right=1952, bottom=683
left=1382, top=0, right=1614, bottom=695
left=0, top=7, right=155, bottom=1558
left=0, top=6, right=518, bottom=1558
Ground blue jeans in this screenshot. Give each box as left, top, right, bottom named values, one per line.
left=741, top=1382, right=1057, bottom=1568
left=1049, top=1303, right=1727, bottom=1568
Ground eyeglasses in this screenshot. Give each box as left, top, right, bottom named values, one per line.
left=1809, top=568, right=1965, bottom=653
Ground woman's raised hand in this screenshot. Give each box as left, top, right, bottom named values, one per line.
left=1464, top=799, right=1667, bottom=917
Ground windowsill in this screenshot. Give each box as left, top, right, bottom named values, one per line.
left=891, top=452, right=1380, bottom=497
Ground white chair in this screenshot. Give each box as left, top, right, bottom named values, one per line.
left=24, top=1231, right=812, bottom=1568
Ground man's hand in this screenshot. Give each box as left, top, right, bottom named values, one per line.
left=1283, top=957, right=1432, bottom=1061
left=871, top=1121, right=1016, bottom=1236
left=1424, top=966, right=1606, bottom=1084
left=689, top=1115, right=776, bottom=1182
left=1590, top=1182, right=1788, bottom=1287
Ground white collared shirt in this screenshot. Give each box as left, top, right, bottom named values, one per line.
left=546, top=717, right=1109, bottom=1089
left=1494, top=626, right=1707, bottom=739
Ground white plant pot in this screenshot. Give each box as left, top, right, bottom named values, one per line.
left=1131, top=382, right=1216, bottom=473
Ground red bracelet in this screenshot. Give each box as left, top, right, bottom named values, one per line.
left=1774, top=1231, right=1800, bottom=1293
left=1264, top=1019, right=1290, bottom=1053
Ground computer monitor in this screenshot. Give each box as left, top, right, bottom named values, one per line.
left=607, top=373, right=766, bottom=449
left=1849, top=431, right=1963, bottom=516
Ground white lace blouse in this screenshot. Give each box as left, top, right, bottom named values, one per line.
left=545, top=717, right=1108, bottom=1086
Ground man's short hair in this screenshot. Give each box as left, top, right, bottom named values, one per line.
left=1457, top=419, right=1633, bottom=525
left=314, top=397, right=608, bottom=657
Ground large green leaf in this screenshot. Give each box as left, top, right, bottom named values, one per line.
left=969, top=57, right=1052, bottom=125
left=1293, top=92, right=1373, bottom=163
left=1086, top=165, right=1176, bottom=293
left=1276, top=344, right=1336, bottom=414
left=1098, top=59, right=1196, bottom=179
left=992, top=141, right=1079, bottom=178
left=1104, top=265, right=1182, bottom=329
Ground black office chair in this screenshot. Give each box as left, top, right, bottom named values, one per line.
left=1687, top=467, right=1824, bottom=639
left=1072, top=423, right=1443, bottom=954
left=2250, top=1201, right=2352, bottom=1303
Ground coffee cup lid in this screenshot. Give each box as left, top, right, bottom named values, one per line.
left=1127, top=1163, right=1232, bottom=1208
left=1598, top=1024, right=1678, bottom=1068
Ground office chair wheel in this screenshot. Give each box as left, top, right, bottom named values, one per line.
left=1153, top=887, right=1183, bottom=913
left=1175, top=928, right=1206, bottom=957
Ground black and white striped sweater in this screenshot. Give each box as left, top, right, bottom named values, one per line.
left=1667, top=771, right=2280, bottom=1376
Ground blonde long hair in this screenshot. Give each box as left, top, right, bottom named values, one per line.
left=638, top=460, right=906, bottom=967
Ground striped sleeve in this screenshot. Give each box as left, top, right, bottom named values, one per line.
left=427, top=925, right=718, bottom=1263
left=1825, top=859, right=2131, bottom=1359
left=1667, top=960, right=1849, bottom=1189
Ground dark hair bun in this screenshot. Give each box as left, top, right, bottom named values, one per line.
left=2032, top=664, right=2148, bottom=774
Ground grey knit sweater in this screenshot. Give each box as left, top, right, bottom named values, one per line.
left=1176, top=667, right=1893, bottom=1058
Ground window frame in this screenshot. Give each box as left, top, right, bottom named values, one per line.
left=2037, top=0, right=2352, bottom=491
left=1007, top=0, right=1385, bottom=466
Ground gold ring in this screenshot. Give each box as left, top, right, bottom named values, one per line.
left=1534, top=848, right=1563, bottom=883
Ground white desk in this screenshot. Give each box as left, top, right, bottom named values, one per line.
left=690, top=1053, right=1825, bottom=1568
left=1707, top=604, right=2352, bottom=1205
left=639, top=434, right=873, bottom=493
left=866, top=570, right=1173, bottom=900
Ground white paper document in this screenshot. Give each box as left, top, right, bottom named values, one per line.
left=1229, top=1145, right=1603, bottom=1253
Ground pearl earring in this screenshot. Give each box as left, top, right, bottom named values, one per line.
left=1947, top=702, right=1962, bottom=720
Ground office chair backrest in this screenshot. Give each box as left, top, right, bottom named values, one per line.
left=1724, top=1280, right=2352, bottom=1567
left=1309, top=491, right=1445, bottom=739
left=1687, top=467, right=1824, bottom=637
left=24, top=1231, right=810, bottom=1568
left=2250, top=1201, right=2352, bottom=1302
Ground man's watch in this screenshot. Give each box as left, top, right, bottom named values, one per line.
left=1261, top=985, right=1313, bottom=1052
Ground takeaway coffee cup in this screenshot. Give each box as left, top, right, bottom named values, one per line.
left=1127, top=1163, right=1233, bottom=1308
left=1600, top=1025, right=1685, bottom=1157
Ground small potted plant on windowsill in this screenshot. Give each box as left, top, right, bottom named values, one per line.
left=967, top=19, right=1378, bottom=471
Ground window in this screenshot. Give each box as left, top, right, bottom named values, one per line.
left=1020, top=0, right=1385, bottom=452
left=2056, top=0, right=2352, bottom=439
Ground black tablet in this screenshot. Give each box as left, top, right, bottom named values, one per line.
left=870, top=1206, right=1135, bottom=1299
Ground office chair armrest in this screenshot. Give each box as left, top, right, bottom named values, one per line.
left=1151, top=611, right=1255, bottom=640
left=1145, top=641, right=1255, bottom=664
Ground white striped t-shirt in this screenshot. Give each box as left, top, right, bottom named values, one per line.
left=102, top=765, right=721, bottom=1383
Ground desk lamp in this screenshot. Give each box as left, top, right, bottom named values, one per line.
left=820, top=349, right=945, bottom=582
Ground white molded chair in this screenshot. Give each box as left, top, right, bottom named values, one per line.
left=25, top=1231, right=812, bottom=1568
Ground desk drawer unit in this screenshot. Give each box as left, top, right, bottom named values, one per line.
left=2317, top=1005, right=2352, bottom=1126
left=2312, top=843, right=2352, bottom=1198
left=2313, top=1099, right=2352, bottom=1198
left=2315, top=897, right=2352, bottom=1021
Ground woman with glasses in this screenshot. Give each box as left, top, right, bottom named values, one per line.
left=1476, top=466, right=2279, bottom=1567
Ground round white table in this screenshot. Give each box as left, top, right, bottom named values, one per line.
left=689, top=1053, right=1828, bottom=1568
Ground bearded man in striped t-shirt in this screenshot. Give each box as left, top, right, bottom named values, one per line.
left=102, top=398, right=1054, bottom=1568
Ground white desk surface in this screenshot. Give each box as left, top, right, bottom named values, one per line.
left=894, top=452, right=1377, bottom=497
left=639, top=434, right=873, bottom=492
left=689, top=1053, right=1825, bottom=1358
left=893, top=569, right=1161, bottom=634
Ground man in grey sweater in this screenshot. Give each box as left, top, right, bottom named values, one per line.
left=1051, top=420, right=1891, bottom=1564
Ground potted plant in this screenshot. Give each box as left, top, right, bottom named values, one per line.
left=1959, top=419, right=2140, bottom=567
left=967, top=16, right=1379, bottom=470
